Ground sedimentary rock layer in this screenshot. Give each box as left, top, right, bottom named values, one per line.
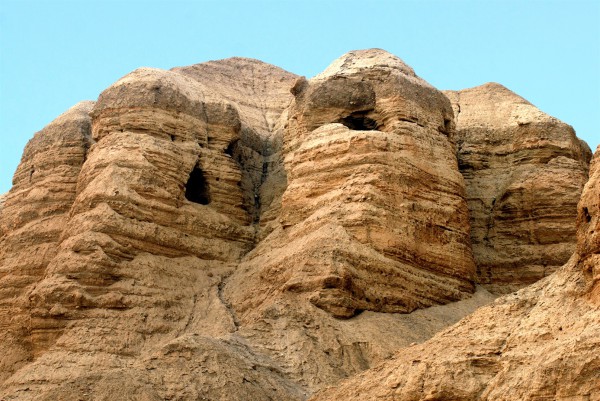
left=311, top=147, right=600, bottom=401
left=173, top=58, right=300, bottom=228
left=0, top=50, right=593, bottom=401
left=445, top=84, right=591, bottom=293
left=0, top=101, right=94, bottom=381
left=226, top=49, right=477, bottom=323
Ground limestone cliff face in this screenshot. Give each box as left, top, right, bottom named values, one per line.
left=311, top=147, right=600, bottom=401
left=445, top=84, right=591, bottom=293
left=579, top=146, right=600, bottom=304
left=172, top=58, right=300, bottom=228
left=0, top=50, right=593, bottom=401
left=226, top=49, right=476, bottom=324
left=0, top=101, right=93, bottom=381
left=0, top=62, right=304, bottom=401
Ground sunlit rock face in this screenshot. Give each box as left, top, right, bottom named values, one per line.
left=228, top=49, right=476, bottom=324
left=0, top=101, right=93, bottom=381
left=0, top=50, right=593, bottom=401
left=311, top=148, right=600, bottom=401
left=446, top=84, right=591, bottom=294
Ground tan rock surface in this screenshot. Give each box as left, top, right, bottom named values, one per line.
left=0, top=101, right=94, bottom=381
left=445, top=84, right=591, bottom=293
left=310, top=147, right=600, bottom=401
left=0, top=63, right=296, bottom=400
left=227, top=49, right=476, bottom=322
left=0, top=50, right=593, bottom=400
left=173, top=58, right=300, bottom=227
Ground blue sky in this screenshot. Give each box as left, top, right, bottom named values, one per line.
left=1, top=0, right=598, bottom=194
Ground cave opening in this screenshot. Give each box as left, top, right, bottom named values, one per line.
left=583, top=207, right=592, bottom=223
left=185, top=166, right=210, bottom=205
left=225, top=139, right=240, bottom=160
left=339, top=111, right=378, bottom=131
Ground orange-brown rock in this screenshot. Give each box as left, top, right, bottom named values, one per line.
left=227, top=49, right=477, bottom=322
left=0, top=101, right=94, bottom=381
left=445, top=84, right=591, bottom=293
left=311, top=147, right=600, bottom=401
left=0, top=50, right=594, bottom=401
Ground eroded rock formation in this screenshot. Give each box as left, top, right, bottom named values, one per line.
left=446, top=84, right=592, bottom=293
left=227, top=49, right=476, bottom=322
left=0, top=101, right=93, bottom=381
left=0, top=49, right=593, bottom=400
left=311, top=146, right=600, bottom=401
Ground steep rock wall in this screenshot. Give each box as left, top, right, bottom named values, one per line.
left=0, top=102, right=93, bottom=381
left=446, top=84, right=591, bottom=293
left=0, top=66, right=305, bottom=401
left=311, top=147, right=600, bottom=401
left=226, top=49, right=477, bottom=322
left=0, top=50, right=593, bottom=401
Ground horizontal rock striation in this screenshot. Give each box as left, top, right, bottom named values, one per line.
left=0, top=50, right=593, bottom=401
left=311, top=147, right=600, bottom=401
left=173, top=58, right=300, bottom=231
left=0, top=63, right=303, bottom=400
left=445, top=84, right=592, bottom=293
left=227, top=49, right=477, bottom=324
left=0, top=101, right=94, bottom=381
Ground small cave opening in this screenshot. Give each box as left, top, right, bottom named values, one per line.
left=583, top=207, right=592, bottom=223
left=185, top=166, right=210, bottom=205
left=225, top=139, right=240, bottom=158
left=440, top=118, right=451, bottom=136
left=338, top=111, right=378, bottom=131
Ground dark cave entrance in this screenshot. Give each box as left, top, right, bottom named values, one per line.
left=225, top=139, right=239, bottom=158
left=185, top=166, right=210, bottom=205
left=339, top=111, right=378, bottom=131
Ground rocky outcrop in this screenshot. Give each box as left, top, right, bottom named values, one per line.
left=445, top=84, right=591, bottom=293
left=0, top=63, right=298, bottom=400
left=0, top=193, right=5, bottom=234
left=0, top=50, right=593, bottom=401
left=172, top=58, right=300, bottom=227
left=0, top=101, right=93, bottom=381
left=311, top=147, right=600, bottom=401
left=227, top=49, right=476, bottom=322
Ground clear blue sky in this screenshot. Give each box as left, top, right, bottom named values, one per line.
left=1, top=0, right=598, bottom=194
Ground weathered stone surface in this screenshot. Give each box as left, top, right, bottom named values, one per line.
left=310, top=147, right=600, bottom=401
left=579, top=145, right=600, bottom=304
left=445, top=84, right=591, bottom=294
left=0, top=193, right=5, bottom=236
left=0, top=101, right=94, bottom=381
left=0, top=50, right=593, bottom=401
left=227, top=49, right=476, bottom=324
left=173, top=58, right=300, bottom=229
left=0, top=64, right=289, bottom=399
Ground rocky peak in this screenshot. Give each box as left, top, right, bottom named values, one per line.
left=313, top=48, right=417, bottom=80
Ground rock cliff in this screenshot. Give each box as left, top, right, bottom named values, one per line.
left=311, top=146, right=600, bottom=401
left=227, top=49, right=476, bottom=322
left=0, top=49, right=593, bottom=400
left=0, top=101, right=94, bottom=381
left=445, top=84, right=591, bottom=293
